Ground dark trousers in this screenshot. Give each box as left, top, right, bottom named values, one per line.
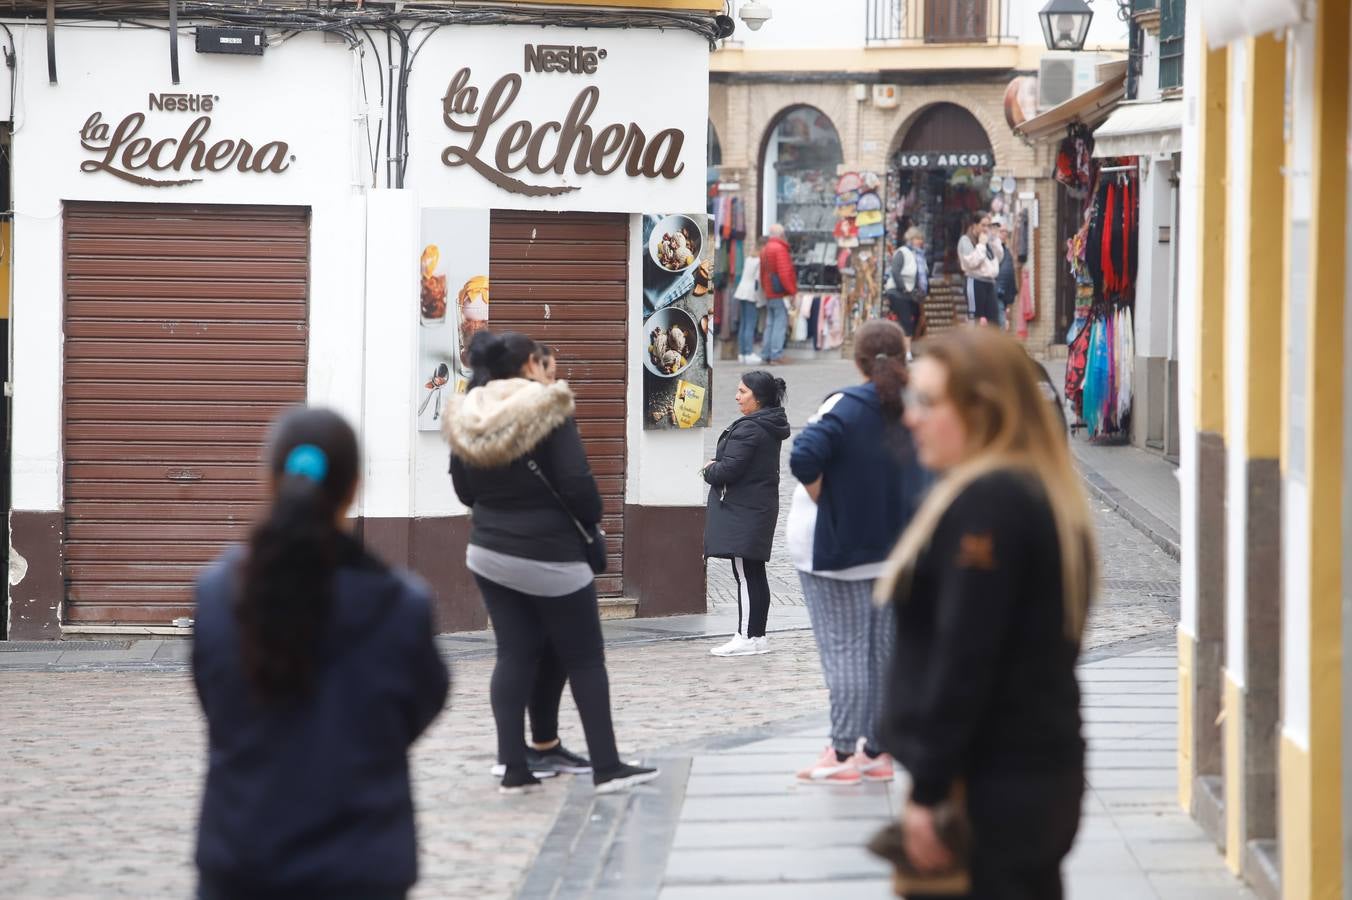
left=475, top=575, right=620, bottom=773
left=730, top=557, right=770, bottom=638
left=529, top=648, right=567, bottom=746
left=910, top=771, right=1083, bottom=900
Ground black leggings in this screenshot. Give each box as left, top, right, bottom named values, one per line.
left=730, top=557, right=770, bottom=638
left=529, top=648, right=567, bottom=746
left=474, top=575, right=620, bottom=773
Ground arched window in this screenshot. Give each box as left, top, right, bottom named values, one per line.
left=760, top=105, right=842, bottom=238
left=707, top=120, right=723, bottom=170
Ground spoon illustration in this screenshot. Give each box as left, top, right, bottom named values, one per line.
left=419, top=362, right=451, bottom=418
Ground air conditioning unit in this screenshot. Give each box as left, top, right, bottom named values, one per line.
left=872, top=84, right=900, bottom=110
left=1038, top=53, right=1108, bottom=110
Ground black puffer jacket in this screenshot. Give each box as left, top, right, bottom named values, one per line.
left=446, top=379, right=602, bottom=563
left=703, top=406, right=791, bottom=561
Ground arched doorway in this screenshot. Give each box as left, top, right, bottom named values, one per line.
left=759, top=105, right=844, bottom=293
left=888, top=103, right=997, bottom=332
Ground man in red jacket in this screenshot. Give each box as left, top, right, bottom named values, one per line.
left=758, top=223, right=798, bottom=365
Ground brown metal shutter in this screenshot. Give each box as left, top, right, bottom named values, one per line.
left=62, top=202, right=309, bottom=626
left=489, top=211, right=628, bottom=597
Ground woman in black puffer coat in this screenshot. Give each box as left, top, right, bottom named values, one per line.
left=703, top=370, right=790, bottom=657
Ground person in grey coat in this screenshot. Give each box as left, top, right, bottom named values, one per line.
left=702, top=370, right=790, bottom=657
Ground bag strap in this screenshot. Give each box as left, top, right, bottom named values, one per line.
left=525, top=457, right=595, bottom=545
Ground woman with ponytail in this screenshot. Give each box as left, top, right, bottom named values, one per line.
left=192, top=408, right=448, bottom=899
left=702, top=369, right=791, bottom=657
left=446, top=330, right=658, bottom=796
left=787, top=320, right=931, bottom=785
left=877, top=327, right=1096, bottom=898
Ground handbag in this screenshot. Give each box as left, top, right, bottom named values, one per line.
left=866, top=784, right=971, bottom=897
left=526, top=458, right=608, bottom=574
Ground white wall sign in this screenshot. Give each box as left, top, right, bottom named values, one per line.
left=408, top=25, right=708, bottom=213
left=78, top=92, right=296, bottom=187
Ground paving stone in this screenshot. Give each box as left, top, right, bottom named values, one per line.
left=670, top=819, right=883, bottom=850
left=664, top=845, right=891, bottom=885
left=659, top=880, right=894, bottom=900
left=678, top=792, right=892, bottom=823
left=1149, top=869, right=1260, bottom=899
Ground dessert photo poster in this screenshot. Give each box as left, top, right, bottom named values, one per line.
left=642, top=213, right=714, bottom=430
left=416, top=208, right=490, bottom=431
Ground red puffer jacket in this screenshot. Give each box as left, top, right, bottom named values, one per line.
left=759, top=236, right=798, bottom=299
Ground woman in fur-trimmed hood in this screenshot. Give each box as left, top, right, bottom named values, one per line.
left=446, top=331, right=659, bottom=797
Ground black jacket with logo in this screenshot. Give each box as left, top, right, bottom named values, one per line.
left=882, top=470, right=1085, bottom=806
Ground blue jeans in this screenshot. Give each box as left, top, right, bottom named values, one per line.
left=762, top=298, right=788, bottom=361
left=737, top=300, right=759, bottom=357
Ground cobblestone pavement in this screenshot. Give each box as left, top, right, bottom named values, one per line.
left=0, top=512, right=1175, bottom=900
left=0, top=355, right=1179, bottom=899
left=0, top=631, right=830, bottom=899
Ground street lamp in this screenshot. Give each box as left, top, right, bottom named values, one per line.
left=1038, top=0, right=1094, bottom=51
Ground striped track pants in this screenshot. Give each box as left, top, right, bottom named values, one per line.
left=799, top=571, right=895, bottom=755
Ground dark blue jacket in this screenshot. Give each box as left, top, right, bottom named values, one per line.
left=789, top=383, right=931, bottom=572
left=192, top=535, right=449, bottom=896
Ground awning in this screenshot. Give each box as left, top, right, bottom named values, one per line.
left=1091, top=99, right=1183, bottom=158
left=1012, top=72, right=1126, bottom=144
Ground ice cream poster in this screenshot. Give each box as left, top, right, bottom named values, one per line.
left=417, top=208, right=490, bottom=431
left=642, top=213, right=713, bottom=430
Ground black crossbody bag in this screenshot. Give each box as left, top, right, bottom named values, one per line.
left=526, top=458, right=608, bottom=574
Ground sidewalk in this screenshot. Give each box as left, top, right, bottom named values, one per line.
left=519, top=644, right=1254, bottom=899
left=1040, top=356, right=1181, bottom=558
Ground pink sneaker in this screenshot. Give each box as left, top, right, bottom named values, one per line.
left=795, top=746, right=862, bottom=785
left=851, top=742, right=895, bottom=782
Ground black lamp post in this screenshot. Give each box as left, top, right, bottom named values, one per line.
left=1039, top=0, right=1094, bottom=51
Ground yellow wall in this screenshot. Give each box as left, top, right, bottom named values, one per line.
left=1281, top=1, right=1349, bottom=896
left=1281, top=735, right=1313, bottom=900
left=1178, top=628, right=1194, bottom=812
left=1196, top=41, right=1227, bottom=436
left=1242, top=34, right=1286, bottom=459
left=1224, top=673, right=1243, bottom=873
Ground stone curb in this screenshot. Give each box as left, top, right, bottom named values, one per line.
left=1078, top=465, right=1182, bottom=562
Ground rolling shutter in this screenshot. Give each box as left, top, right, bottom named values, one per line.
left=62, top=202, right=309, bottom=626
left=489, top=211, right=628, bottom=597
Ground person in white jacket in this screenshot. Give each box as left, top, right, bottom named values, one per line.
left=732, top=245, right=764, bottom=365
left=957, top=213, right=1003, bottom=325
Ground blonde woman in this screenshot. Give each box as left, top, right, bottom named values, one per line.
left=877, top=327, right=1096, bottom=899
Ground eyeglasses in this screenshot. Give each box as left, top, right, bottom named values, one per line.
left=902, top=388, right=946, bottom=415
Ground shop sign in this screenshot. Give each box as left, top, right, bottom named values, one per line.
left=78, top=93, right=294, bottom=187
left=896, top=151, right=993, bottom=169
left=438, top=43, right=687, bottom=198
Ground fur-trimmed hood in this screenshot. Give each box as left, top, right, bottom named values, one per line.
left=443, top=378, right=576, bottom=468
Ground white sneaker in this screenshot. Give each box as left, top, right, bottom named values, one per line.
left=749, top=636, right=771, bottom=655
left=710, top=634, right=760, bottom=657
left=745, top=354, right=764, bottom=365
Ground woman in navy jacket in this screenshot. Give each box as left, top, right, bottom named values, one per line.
left=787, top=320, right=930, bottom=786
left=192, top=408, right=449, bottom=900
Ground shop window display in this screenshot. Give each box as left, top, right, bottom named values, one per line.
left=761, top=106, right=844, bottom=295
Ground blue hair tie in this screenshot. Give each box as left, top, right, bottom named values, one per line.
left=283, top=444, right=328, bottom=483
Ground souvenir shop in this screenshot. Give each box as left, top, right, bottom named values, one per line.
left=885, top=102, right=1022, bottom=336
left=1062, top=137, right=1140, bottom=441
